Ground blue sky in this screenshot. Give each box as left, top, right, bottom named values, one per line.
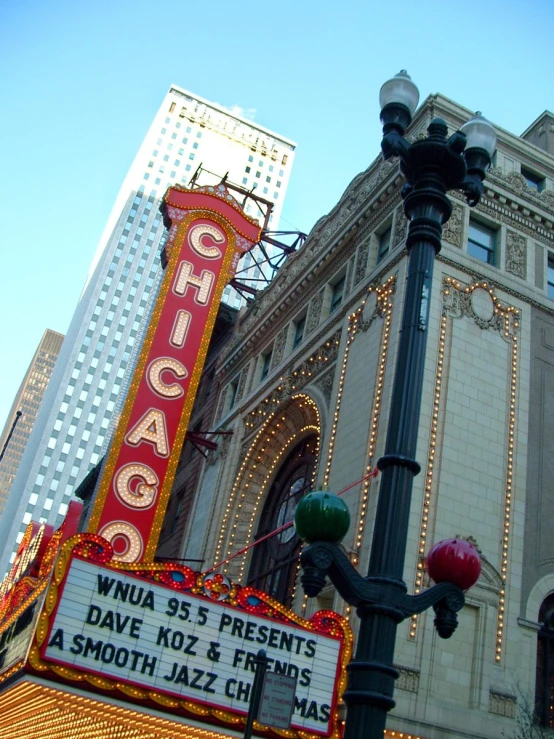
left=0, top=0, right=553, bottom=431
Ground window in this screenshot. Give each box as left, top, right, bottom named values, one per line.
left=377, top=225, right=392, bottom=263
left=330, top=275, right=345, bottom=313
left=468, top=221, right=496, bottom=265
left=522, top=167, right=545, bottom=192
left=228, top=378, right=239, bottom=409
left=169, top=102, right=176, bottom=113
left=547, top=255, right=554, bottom=299
left=247, top=435, right=317, bottom=606
left=260, top=348, right=273, bottom=381
left=293, top=315, right=306, bottom=349
left=536, top=594, right=554, bottom=727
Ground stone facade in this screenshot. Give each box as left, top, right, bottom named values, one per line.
left=162, top=94, right=554, bottom=739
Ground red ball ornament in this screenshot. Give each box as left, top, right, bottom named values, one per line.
left=426, top=538, right=481, bottom=591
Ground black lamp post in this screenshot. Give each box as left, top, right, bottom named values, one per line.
left=297, top=72, right=497, bottom=739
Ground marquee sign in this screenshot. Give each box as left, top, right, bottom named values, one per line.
left=29, top=536, right=351, bottom=739
left=87, top=185, right=262, bottom=563
left=0, top=501, right=82, bottom=683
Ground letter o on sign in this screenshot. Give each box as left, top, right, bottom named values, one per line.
left=99, top=521, right=143, bottom=563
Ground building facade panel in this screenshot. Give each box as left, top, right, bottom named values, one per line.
left=158, top=93, right=554, bottom=738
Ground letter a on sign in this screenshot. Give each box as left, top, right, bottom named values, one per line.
left=87, top=185, right=262, bottom=562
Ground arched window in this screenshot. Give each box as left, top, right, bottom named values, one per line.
left=247, top=434, right=317, bottom=607
left=536, top=593, right=554, bottom=727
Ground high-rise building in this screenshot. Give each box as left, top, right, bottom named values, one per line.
left=0, top=330, right=64, bottom=518
left=0, top=85, right=296, bottom=576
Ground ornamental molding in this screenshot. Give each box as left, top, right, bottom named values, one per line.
left=354, top=240, right=370, bottom=286
left=314, top=369, right=335, bottom=408
left=489, top=691, right=516, bottom=719
left=487, top=167, right=554, bottom=214
left=272, top=326, right=288, bottom=368
left=395, top=665, right=420, bottom=694
left=218, top=160, right=403, bottom=372
left=393, top=207, right=408, bottom=248
left=441, top=202, right=464, bottom=249
left=205, top=429, right=232, bottom=467
left=242, top=330, right=341, bottom=438
left=505, top=230, right=527, bottom=280
left=438, top=253, right=554, bottom=319
left=442, top=277, right=520, bottom=340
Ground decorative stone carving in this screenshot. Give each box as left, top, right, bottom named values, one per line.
left=215, top=387, right=227, bottom=422
left=206, top=430, right=232, bottom=467
left=506, top=230, right=527, bottom=279
left=236, top=369, right=248, bottom=403
left=344, top=260, right=353, bottom=298
left=395, top=665, right=420, bottom=693
left=487, top=167, right=554, bottom=213
left=272, top=327, right=288, bottom=367
left=442, top=203, right=464, bottom=248
left=489, top=691, right=516, bottom=718
left=442, top=277, right=520, bottom=340
left=244, top=330, right=341, bottom=434
left=306, top=290, right=324, bottom=336
left=314, top=370, right=335, bottom=407
left=354, top=240, right=370, bottom=285
left=393, top=208, right=408, bottom=248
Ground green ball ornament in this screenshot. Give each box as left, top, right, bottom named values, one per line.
left=294, top=491, right=350, bottom=544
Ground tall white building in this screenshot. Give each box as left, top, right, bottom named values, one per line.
left=0, top=85, right=296, bottom=575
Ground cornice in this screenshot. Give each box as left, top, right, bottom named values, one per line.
left=217, top=98, right=553, bottom=379
left=218, top=162, right=404, bottom=375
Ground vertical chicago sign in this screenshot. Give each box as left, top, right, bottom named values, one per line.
left=87, top=184, right=262, bottom=562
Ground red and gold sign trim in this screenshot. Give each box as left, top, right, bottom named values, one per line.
left=28, top=534, right=352, bottom=739
left=87, top=204, right=253, bottom=561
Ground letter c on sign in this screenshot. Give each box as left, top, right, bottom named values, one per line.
left=99, top=521, right=143, bottom=563
left=189, top=224, right=225, bottom=259
left=114, top=463, right=159, bottom=509
left=147, top=357, right=188, bottom=398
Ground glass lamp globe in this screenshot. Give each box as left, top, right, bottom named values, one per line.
left=460, top=112, right=497, bottom=157
left=379, top=70, right=420, bottom=116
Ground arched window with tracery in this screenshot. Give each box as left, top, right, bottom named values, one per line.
left=536, top=593, right=554, bottom=727
left=247, top=434, right=318, bottom=607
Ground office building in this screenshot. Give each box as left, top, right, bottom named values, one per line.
left=0, top=85, right=295, bottom=576
left=0, top=330, right=64, bottom=518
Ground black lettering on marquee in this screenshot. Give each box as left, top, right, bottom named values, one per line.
left=183, top=635, right=198, bottom=655
left=95, top=575, right=154, bottom=609
left=70, top=634, right=84, bottom=654
left=48, top=628, right=64, bottom=651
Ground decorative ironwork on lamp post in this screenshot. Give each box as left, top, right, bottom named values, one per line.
left=295, top=71, right=497, bottom=739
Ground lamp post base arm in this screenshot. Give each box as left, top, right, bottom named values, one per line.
left=300, top=541, right=465, bottom=638
left=300, top=541, right=405, bottom=607
left=401, top=583, right=465, bottom=639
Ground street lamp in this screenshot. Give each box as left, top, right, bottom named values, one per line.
left=295, top=71, right=496, bottom=739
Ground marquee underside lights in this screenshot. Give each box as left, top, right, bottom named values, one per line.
left=24, top=535, right=351, bottom=739
left=87, top=186, right=262, bottom=563
left=0, top=680, right=251, bottom=739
